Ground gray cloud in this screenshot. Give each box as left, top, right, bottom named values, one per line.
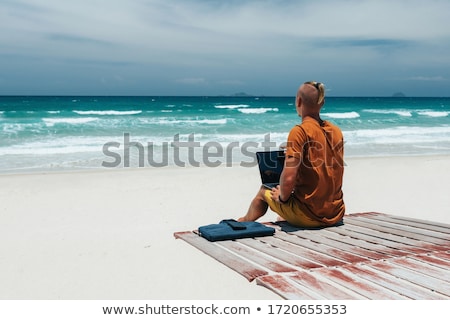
left=1, top=0, right=450, bottom=96
left=46, top=33, right=114, bottom=46
left=175, top=78, right=208, bottom=85
left=407, top=76, right=447, bottom=82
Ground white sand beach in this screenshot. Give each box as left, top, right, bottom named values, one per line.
left=0, top=155, right=449, bottom=300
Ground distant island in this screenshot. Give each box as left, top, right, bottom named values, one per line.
left=231, top=92, right=253, bottom=97
left=392, top=92, right=406, bottom=97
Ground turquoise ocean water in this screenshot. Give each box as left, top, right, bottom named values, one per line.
left=1, top=96, right=449, bottom=173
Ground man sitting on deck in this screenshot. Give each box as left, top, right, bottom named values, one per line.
left=238, top=81, right=345, bottom=228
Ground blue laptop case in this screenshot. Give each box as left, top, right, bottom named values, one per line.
left=198, top=219, right=275, bottom=242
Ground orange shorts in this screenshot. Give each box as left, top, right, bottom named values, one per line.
left=264, top=189, right=323, bottom=228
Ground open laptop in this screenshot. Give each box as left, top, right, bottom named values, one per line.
left=256, top=150, right=285, bottom=189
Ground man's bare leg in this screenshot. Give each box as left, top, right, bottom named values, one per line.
left=238, top=186, right=269, bottom=222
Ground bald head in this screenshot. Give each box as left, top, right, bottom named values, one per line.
left=297, top=81, right=325, bottom=108
left=295, top=81, right=326, bottom=119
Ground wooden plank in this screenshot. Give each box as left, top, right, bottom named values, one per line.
left=173, top=231, right=268, bottom=281
left=288, top=271, right=367, bottom=299
left=236, top=238, right=324, bottom=269
left=355, top=214, right=450, bottom=239
left=219, top=240, right=298, bottom=273
left=313, top=267, right=408, bottom=299
left=341, top=264, right=447, bottom=299
left=274, top=231, right=370, bottom=264
left=256, top=274, right=320, bottom=300
left=430, top=251, right=450, bottom=262
left=290, top=229, right=389, bottom=260
left=389, top=257, right=450, bottom=283
left=258, top=236, right=349, bottom=267
left=411, top=253, right=450, bottom=269
left=327, top=224, right=429, bottom=255
left=336, top=223, right=445, bottom=252
left=361, top=213, right=450, bottom=234
left=369, top=260, right=450, bottom=297
left=344, top=216, right=440, bottom=243
left=311, top=229, right=398, bottom=257
left=346, top=215, right=450, bottom=242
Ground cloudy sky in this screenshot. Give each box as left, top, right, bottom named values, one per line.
left=1, top=0, right=450, bottom=96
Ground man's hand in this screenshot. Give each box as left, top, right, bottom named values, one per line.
left=270, top=185, right=281, bottom=202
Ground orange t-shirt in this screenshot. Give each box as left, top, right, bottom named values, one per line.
left=285, top=118, right=345, bottom=225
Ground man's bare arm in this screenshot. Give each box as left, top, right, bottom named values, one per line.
left=278, top=155, right=300, bottom=201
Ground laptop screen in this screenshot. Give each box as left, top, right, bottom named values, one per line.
left=256, top=150, right=285, bottom=185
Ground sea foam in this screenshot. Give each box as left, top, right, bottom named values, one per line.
left=417, top=111, right=449, bottom=117
left=363, top=109, right=412, bottom=117
left=73, top=110, right=142, bottom=116
left=43, top=117, right=99, bottom=127
left=214, top=104, right=249, bottom=109
left=156, top=118, right=228, bottom=125
left=238, top=108, right=279, bottom=114
left=322, top=111, right=360, bottom=119
left=344, top=126, right=450, bottom=145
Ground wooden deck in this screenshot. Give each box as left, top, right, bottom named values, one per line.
left=174, top=212, right=450, bottom=299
